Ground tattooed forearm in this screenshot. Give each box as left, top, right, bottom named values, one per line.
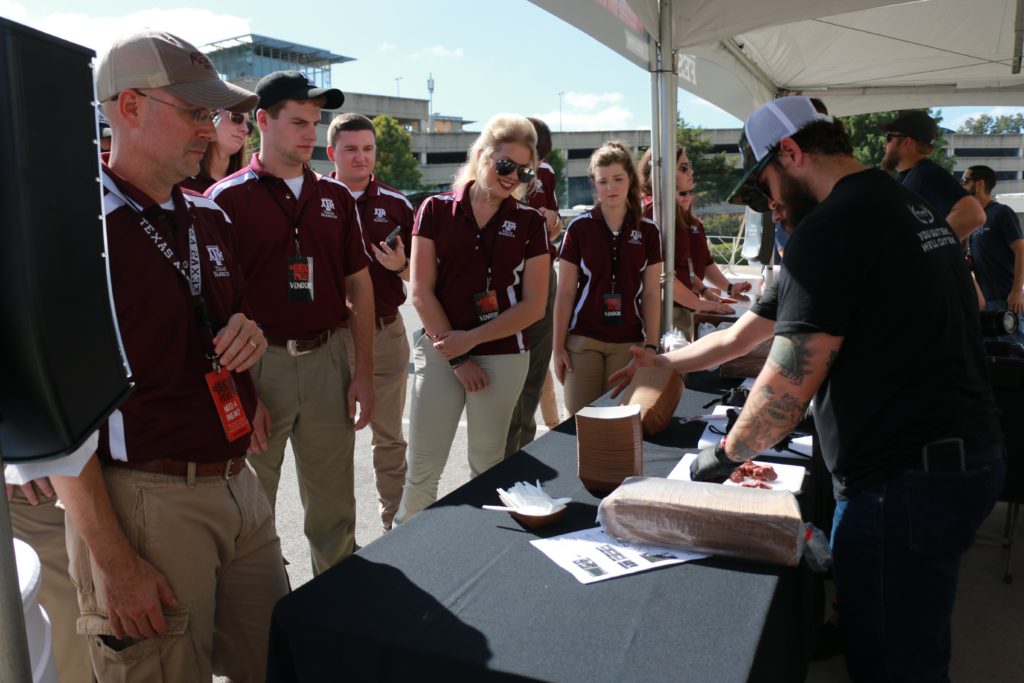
left=726, top=384, right=810, bottom=461
left=767, top=334, right=814, bottom=385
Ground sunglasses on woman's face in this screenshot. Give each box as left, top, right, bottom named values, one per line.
left=217, top=111, right=254, bottom=135
left=494, top=157, right=536, bottom=183
left=678, top=162, right=692, bottom=173
left=678, top=190, right=693, bottom=197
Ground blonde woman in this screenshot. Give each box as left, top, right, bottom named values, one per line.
left=553, top=141, right=663, bottom=415
left=184, top=110, right=251, bottom=194
left=396, top=114, right=550, bottom=523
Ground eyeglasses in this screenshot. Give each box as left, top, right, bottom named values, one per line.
left=216, top=111, right=254, bottom=135
left=494, top=157, right=536, bottom=183
left=960, top=175, right=975, bottom=186
left=132, top=89, right=221, bottom=125
left=678, top=190, right=693, bottom=197
left=885, top=133, right=906, bottom=143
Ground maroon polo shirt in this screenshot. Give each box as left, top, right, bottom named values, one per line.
left=207, top=155, right=370, bottom=340
left=642, top=196, right=713, bottom=287
left=559, top=205, right=663, bottom=343
left=330, top=173, right=414, bottom=319
left=528, top=162, right=560, bottom=260
left=413, top=182, right=549, bottom=355
left=180, top=174, right=214, bottom=195
left=99, top=161, right=257, bottom=463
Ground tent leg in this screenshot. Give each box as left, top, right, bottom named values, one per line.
left=650, top=0, right=678, bottom=340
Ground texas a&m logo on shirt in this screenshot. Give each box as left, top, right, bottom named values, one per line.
left=374, top=207, right=388, bottom=223
left=321, top=198, right=337, bottom=219
left=628, top=229, right=643, bottom=245
left=206, top=244, right=230, bottom=278
left=499, top=220, right=518, bottom=238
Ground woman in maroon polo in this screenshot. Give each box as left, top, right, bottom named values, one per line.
left=181, top=111, right=252, bottom=194
left=553, top=141, right=663, bottom=416
left=639, top=146, right=745, bottom=334
left=395, top=114, right=550, bottom=523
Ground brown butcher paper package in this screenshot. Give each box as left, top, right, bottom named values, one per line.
left=598, top=476, right=804, bottom=566
left=617, top=366, right=684, bottom=435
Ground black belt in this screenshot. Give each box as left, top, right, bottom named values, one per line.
left=338, top=314, right=398, bottom=330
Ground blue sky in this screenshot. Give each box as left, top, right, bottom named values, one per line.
left=4, top=0, right=1020, bottom=133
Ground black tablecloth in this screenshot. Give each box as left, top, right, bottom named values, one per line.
left=268, top=372, right=823, bottom=682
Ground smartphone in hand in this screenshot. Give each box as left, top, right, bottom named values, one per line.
left=384, top=226, right=402, bottom=249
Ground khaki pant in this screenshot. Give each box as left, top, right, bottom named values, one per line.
left=338, top=316, right=410, bottom=531
left=396, top=334, right=529, bottom=523
left=65, top=465, right=288, bottom=683
left=505, top=267, right=556, bottom=456
left=539, top=369, right=560, bottom=427
left=9, top=488, right=93, bottom=683
left=250, top=331, right=356, bottom=575
left=563, top=334, right=636, bottom=416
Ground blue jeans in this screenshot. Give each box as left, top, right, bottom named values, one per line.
left=984, top=299, right=1024, bottom=345
left=831, top=442, right=1005, bottom=682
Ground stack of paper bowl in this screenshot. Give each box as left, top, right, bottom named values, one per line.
left=575, top=404, right=643, bottom=494
left=16, top=538, right=58, bottom=683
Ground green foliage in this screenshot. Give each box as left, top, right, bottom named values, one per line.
left=372, top=115, right=422, bottom=191
left=676, top=117, right=739, bottom=204
left=840, top=108, right=953, bottom=172
left=958, top=113, right=1024, bottom=134
left=547, top=148, right=568, bottom=207
left=701, top=213, right=747, bottom=265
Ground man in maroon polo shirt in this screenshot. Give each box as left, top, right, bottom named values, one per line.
left=51, top=30, right=288, bottom=682
left=326, top=112, right=414, bottom=531
left=208, top=71, right=374, bottom=573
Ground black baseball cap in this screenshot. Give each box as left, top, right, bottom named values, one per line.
left=878, top=110, right=938, bottom=144
left=255, top=70, right=344, bottom=111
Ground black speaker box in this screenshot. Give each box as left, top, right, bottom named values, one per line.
left=0, top=18, right=132, bottom=461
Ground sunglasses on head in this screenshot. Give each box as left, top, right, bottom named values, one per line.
left=217, top=111, right=254, bottom=134
left=494, top=157, right=536, bottom=183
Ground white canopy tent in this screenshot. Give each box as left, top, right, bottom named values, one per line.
left=529, top=0, right=1024, bottom=328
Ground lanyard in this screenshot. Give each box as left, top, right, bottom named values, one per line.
left=102, top=173, right=220, bottom=369
left=263, top=177, right=311, bottom=257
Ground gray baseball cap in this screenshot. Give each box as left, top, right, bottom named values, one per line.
left=727, top=96, right=831, bottom=211
left=96, top=30, right=258, bottom=113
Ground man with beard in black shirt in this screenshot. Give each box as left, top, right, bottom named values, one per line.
left=692, top=96, right=1004, bottom=682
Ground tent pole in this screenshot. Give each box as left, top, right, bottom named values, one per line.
left=0, top=454, right=34, bottom=683
left=653, top=0, right=677, bottom=339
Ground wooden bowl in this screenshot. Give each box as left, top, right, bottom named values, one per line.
left=509, top=507, right=566, bottom=529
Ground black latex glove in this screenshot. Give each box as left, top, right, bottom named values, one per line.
left=690, top=444, right=741, bottom=483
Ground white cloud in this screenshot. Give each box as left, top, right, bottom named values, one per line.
left=379, top=41, right=396, bottom=51
left=0, top=4, right=251, bottom=55
left=412, top=45, right=464, bottom=60
left=533, top=91, right=637, bottom=131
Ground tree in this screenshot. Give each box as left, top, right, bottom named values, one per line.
left=372, top=115, right=421, bottom=191
left=676, top=117, right=738, bottom=204
left=841, top=108, right=953, bottom=172
left=547, top=148, right=568, bottom=207
left=958, top=112, right=1024, bottom=134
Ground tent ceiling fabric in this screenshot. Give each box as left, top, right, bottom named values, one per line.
left=530, top=0, right=1024, bottom=117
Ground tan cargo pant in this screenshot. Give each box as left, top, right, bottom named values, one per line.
left=339, top=316, right=410, bottom=531
left=250, top=331, right=356, bottom=575
left=65, top=465, right=288, bottom=683
left=396, top=333, right=529, bottom=524
left=9, top=487, right=93, bottom=683
left=563, top=334, right=636, bottom=416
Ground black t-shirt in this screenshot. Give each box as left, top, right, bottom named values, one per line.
left=896, top=158, right=968, bottom=219
left=749, top=279, right=779, bottom=321
left=775, top=168, right=1000, bottom=497
left=970, top=200, right=1023, bottom=302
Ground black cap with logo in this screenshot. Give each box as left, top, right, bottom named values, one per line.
left=877, top=110, right=939, bottom=144
left=255, top=70, right=344, bottom=111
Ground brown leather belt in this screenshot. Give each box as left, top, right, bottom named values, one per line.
left=105, top=455, right=247, bottom=479
left=266, top=329, right=332, bottom=356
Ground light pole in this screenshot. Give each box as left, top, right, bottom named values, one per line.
left=558, top=91, right=565, bottom=132
left=394, top=76, right=403, bottom=97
